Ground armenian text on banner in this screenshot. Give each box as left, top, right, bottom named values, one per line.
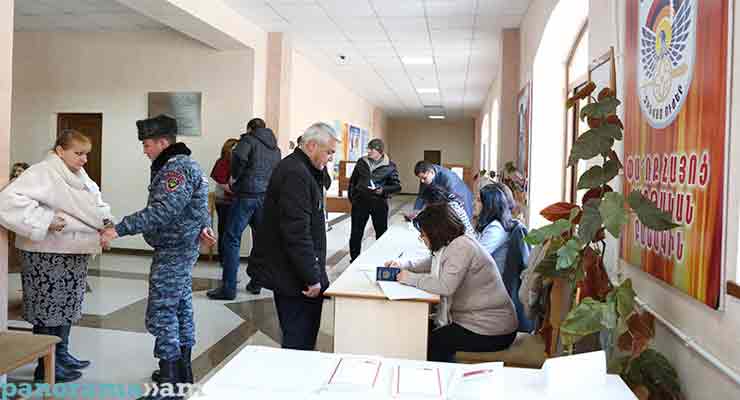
left=622, top=0, right=729, bottom=308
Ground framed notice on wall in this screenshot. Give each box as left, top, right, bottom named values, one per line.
left=622, top=0, right=730, bottom=309
left=148, top=92, right=202, bottom=136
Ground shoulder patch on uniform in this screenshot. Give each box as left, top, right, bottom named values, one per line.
left=164, top=171, right=185, bottom=192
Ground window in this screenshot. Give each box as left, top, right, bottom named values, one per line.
left=565, top=23, right=589, bottom=204
left=480, top=113, right=490, bottom=170
left=489, top=100, right=499, bottom=171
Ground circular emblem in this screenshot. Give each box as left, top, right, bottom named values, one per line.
left=638, top=0, right=696, bottom=129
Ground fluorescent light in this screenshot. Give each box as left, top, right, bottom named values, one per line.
left=417, top=88, right=439, bottom=94
left=428, top=115, right=446, bottom=119
left=402, top=57, right=433, bottom=65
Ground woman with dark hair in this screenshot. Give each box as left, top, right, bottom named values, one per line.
left=419, top=184, right=475, bottom=236
left=476, top=183, right=516, bottom=270
left=385, top=203, right=517, bottom=362
left=210, top=137, right=239, bottom=264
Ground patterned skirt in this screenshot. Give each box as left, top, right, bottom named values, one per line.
left=19, top=251, right=90, bottom=326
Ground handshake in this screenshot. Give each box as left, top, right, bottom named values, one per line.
left=97, top=225, right=218, bottom=250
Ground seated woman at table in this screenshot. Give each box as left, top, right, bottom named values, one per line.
left=419, top=184, right=475, bottom=236
left=385, top=203, right=517, bottom=362
left=476, top=183, right=516, bottom=270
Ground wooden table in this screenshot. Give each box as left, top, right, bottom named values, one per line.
left=0, top=331, right=60, bottom=397
left=324, top=222, right=439, bottom=360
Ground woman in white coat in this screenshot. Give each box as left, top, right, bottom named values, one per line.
left=0, top=129, right=112, bottom=382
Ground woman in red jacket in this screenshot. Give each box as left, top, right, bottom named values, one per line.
left=211, top=138, right=238, bottom=265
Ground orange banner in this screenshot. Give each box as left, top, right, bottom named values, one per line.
left=622, top=0, right=728, bottom=308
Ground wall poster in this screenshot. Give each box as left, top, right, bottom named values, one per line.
left=623, top=0, right=730, bottom=308
left=148, top=92, right=202, bottom=136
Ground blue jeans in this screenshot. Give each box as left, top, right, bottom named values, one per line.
left=221, top=196, right=264, bottom=297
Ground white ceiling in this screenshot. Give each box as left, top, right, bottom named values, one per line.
left=13, top=0, right=167, bottom=32
left=12, top=0, right=530, bottom=119
left=224, top=0, right=530, bottom=118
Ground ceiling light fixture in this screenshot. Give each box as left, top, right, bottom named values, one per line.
left=428, top=115, right=446, bottom=120
left=417, top=88, right=439, bottom=94
left=401, top=57, right=433, bottom=65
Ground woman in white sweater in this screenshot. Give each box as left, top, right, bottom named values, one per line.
left=0, top=130, right=112, bottom=382
left=386, top=203, right=518, bottom=362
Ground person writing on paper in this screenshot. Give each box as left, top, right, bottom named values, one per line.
left=412, top=161, right=474, bottom=220
left=385, top=203, right=517, bottom=362
left=347, top=138, right=402, bottom=262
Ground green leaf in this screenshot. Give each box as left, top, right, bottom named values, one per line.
left=603, top=296, right=618, bottom=330
left=608, top=355, right=630, bottom=375
left=578, top=199, right=603, bottom=243
left=560, top=298, right=607, bottom=345
left=577, top=160, right=620, bottom=190
left=598, top=97, right=621, bottom=114
left=579, top=103, right=604, bottom=121
left=615, top=279, right=637, bottom=319
left=569, top=207, right=580, bottom=223
left=626, top=349, right=683, bottom=397
left=596, top=123, right=623, bottom=140
left=534, top=252, right=572, bottom=278
left=627, top=191, right=681, bottom=231
left=600, top=192, right=629, bottom=238
left=569, top=129, right=615, bottom=166
left=525, top=219, right=572, bottom=245
left=556, top=239, right=581, bottom=270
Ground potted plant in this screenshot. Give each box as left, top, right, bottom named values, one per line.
left=524, top=82, right=684, bottom=399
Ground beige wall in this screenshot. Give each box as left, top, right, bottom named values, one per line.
left=387, top=118, right=475, bottom=194
left=11, top=30, right=256, bottom=253
left=499, top=29, right=521, bottom=171
left=1, top=0, right=13, bottom=332
left=289, top=50, right=376, bottom=145
left=476, top=0, right=740, bottom=398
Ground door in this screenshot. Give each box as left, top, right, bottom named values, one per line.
left=57, top=113, right=103, bottom=188
left=423, top=150, right=441, bottom=165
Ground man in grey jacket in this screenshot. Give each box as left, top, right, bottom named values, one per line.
left=208, top=118, right=281, bottom=300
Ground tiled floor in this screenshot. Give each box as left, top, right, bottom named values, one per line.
left=5, top=197, right=416, bottom=399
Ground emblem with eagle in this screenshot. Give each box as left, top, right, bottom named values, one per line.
left=638, top=0, right=696, bottom=129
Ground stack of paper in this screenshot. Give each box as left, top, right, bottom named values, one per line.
left=324, top=357, right=383, bottom=392
left=378, top=281, right=437, bottom=301
left=392, top=365, right=444, bottom=399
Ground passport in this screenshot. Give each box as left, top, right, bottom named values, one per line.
left=376, top=267, right=401, bottom=281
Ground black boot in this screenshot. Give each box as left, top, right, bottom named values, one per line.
left=152, top=346, right=193, bottom=384
left=139, top=359, right=181, bottom=399
left=33, top=326, right=82, bottom=383
left=179, top=346, right=193, bottom=384
left=55, top=325, right=91, bottom=370
left=245, top=280, right=262, bottom=295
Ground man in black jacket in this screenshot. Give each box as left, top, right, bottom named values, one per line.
left=348, top=138, right=402, bottom=261
left=247, top=122, right=338, bottom=350
left=208, top=118, right=281, bottom=300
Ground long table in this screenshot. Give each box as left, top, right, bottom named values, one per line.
left=324, top=221, right=438, bottom=360
left=194, top=345, right=637, bottom=399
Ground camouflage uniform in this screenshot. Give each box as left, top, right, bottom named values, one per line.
left=115, top=148, right=210, bottom=361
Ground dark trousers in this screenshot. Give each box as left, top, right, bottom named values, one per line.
left=273, top=294, right=324, bottom=351
left=428, top=322, right=517, bottom=362
left=215, top=202, right=231, bottom=261
left=222, top=196, right=265, bottom=297
left=349, top=196, right=389, bottom=261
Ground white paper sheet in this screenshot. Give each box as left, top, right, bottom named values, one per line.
left=393, top=365, right=443, bottom=398
left=447, top=362, right=504, bottom=399
left=543, top=350, right=606, bottom=396
left=378, top=281, right=437, bottom=301
left=325, top=357, right=382, bottom=389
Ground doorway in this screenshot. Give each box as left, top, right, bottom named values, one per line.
left=57, top=113, right=103, bottom=188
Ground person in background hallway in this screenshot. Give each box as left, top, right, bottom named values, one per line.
left=385, top=203, right=517, bottom=362
left=9, top=161, right=29, bottom=182
left=413, top=161, right=474, bottom=219
left=208, top=118, right=281, bottom=299
left=419, top=184, right=475, bottom=237
left=0, top=130, right=113, bottom=382
left=348, top=138, right=401, bottom=262
left=210, top=138, right=239, bottom=265
left=247, top=122, right=340, bottom=350
left=99, top=115, right=215, bottom=398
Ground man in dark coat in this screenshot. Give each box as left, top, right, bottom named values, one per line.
left=348, top=138, right=402, bottom=261
left=208, top=118, right=281, bottom=300
left=247, top=122, right=339, bottom=350
left=413, top=161, right=474, bottom=218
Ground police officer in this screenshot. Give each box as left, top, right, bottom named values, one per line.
left=100, top=114, right=215, bottom=397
